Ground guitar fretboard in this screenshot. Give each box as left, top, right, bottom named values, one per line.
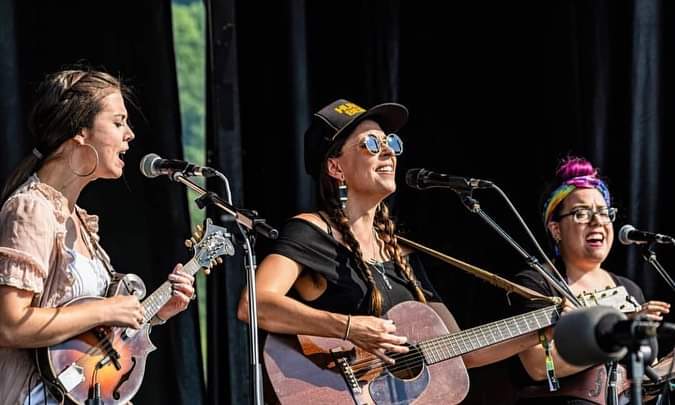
left=141, top=259, right=201, bottom=322
left=419, top=305, right=559, bottom=364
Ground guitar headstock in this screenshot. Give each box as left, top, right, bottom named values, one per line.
left=185, top=218, right=235, bottom=273
left=577, top=285, right=639, bottom=313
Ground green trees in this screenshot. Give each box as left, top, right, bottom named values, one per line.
left=172, top=1, right=205, bottom=169
left=172, top=0, right=207, bottom=373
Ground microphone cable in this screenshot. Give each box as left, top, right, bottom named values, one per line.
left=488, top=183, right=580, bottom=307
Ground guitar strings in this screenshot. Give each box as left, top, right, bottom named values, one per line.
left=349, top=306, right=559, bottom=378
left=377, top=306, right=557, bottom=374
left=350, top=304, right=557, bottom=373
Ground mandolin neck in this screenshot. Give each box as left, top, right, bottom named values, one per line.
left=140, top=258, right=201, bottom=322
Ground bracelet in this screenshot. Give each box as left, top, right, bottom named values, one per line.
left=343, top=314, right=352, bottom=340
left=538, top=329, right=559, bottom=391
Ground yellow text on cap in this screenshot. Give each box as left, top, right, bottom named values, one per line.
left=334, top=102, right=366, bottom=117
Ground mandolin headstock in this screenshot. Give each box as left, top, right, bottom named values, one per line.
left=185, top=218, right=235, bottom=274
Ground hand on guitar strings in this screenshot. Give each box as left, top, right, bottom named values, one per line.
left=632, top=300, right=671, bottom=321
left=348, top=316, right=409, bottom=365
left=157, top=263, right=196, bottom=321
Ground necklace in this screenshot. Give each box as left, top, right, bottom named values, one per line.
left=364, top=228, right=392, bottom=289
left=368, top=258, right=392, bottom=290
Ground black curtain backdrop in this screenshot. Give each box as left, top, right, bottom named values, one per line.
left=0, top=1, right=204, bottom=404
left=215, top=0, right=675, bottom=404
left=3, top=1, right=675, bottom=404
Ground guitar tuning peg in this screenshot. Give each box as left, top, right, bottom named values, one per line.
left=196, top=224, right=204, bottom=232
left=185, top=239, right=194, bottom=248
left=216, top=257, right=223, bottom=265
left=193, top=231, right=203, bottom=241
left=204, top=268, right=211, bottom=275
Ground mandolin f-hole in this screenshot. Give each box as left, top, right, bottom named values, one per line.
left=113, top=357, right=137, bottom=400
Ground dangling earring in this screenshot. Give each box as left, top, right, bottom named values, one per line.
left=553, top=235, right=561, bottom=257
left=69, top=143, right=99, bottom=177
left=338, top=180, right=348, bottom=210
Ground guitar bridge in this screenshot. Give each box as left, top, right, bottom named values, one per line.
left=334, top=351, right=361, bottom=395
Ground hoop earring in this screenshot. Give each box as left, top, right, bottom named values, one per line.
left=68, top=143, right=99, bottom=177
left=338, top=180, right=348, bottom=210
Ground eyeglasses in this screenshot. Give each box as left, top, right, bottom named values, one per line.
left=557, top=207, right=618, bottom=224
left=358, top=133, right=404, bottom=156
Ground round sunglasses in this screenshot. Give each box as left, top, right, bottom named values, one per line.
left=358, top=133, right=404, bottom=156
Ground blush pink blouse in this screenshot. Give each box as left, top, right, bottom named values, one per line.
left=0, top=174, right=110, bottom=404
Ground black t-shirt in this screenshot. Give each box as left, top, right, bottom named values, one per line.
left=270, top=218, right=441, bottom=316
left=509, top=267, right=646, bottom=405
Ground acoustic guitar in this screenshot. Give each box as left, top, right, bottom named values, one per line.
left=264, top=300, right=562, bottom=404
left=35, top=218, right=234, bottom=404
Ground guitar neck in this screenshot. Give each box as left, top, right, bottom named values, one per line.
left=141, top=258, right=201, bottom=322
left=419, top=305, right=560, bottom=365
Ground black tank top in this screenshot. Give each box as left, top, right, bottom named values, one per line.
left=270, top=217, right=440, bottom=316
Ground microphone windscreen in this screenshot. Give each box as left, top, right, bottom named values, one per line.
left=405, top=168, right=424, bottom=189
left=618, top=224, right=636, bottom=245
left=140, top=153, right=161, bottom=178
left=554, top=306, right=628, bottom=366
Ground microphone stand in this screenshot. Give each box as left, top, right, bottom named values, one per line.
left=173, top=173, right=277, bottom=405
left=623, top=317, right=661, bottom=405
left=172, top=172, right=278, bottom=240
left=457, top=192, right=583, bottom=307
left=640, top=242, right=675, bottom=293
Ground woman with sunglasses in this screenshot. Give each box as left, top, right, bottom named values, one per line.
left=510, top=156, right=670, bottom=404
left=238, top=99, right=546, bottom=402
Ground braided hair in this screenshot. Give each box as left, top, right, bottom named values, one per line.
left=318, top=139, right=426, bottom=316
left=374, top=203, right=427, bottom=306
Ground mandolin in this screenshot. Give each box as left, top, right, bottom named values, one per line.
left=35, top=218, right=234, bottom=404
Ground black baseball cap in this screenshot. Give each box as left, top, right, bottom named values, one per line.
left=304, top=99, right=408, bottom=178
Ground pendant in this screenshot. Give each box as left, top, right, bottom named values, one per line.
left=369, top=260, right=392, bottom=290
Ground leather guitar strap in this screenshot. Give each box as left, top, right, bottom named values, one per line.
left=397, top=235, right=559, bottom=304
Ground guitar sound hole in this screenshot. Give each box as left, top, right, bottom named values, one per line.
left=386, top=344, right=423, bottom=380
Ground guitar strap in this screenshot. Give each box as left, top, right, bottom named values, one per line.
left=75, top=208, right=117, bottom=278
left=397, top=236, right=636, bottom=403
left=397, top=235, right=559, bottom=304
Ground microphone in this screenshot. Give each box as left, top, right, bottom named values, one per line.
left=618, top=224, right=675, bottom=246
left=140, top=153, right=217, bottom=179
left=405, top=168, right=493, bottom=191
left=554, top=306, right=659, bottom=366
